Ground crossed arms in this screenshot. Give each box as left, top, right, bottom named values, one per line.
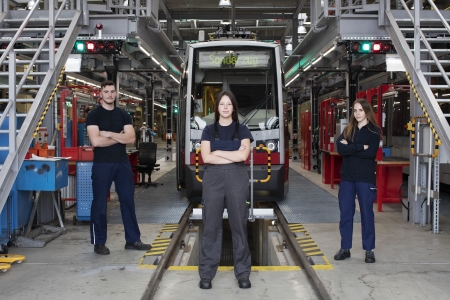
left=200, top=139, right=251, bottom=164
left=87, top=124, right=136, bottom=147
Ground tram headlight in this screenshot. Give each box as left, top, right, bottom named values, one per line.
left=192, top=140, right=201, bottom=152
left=265, top=140, right=278, bottom=152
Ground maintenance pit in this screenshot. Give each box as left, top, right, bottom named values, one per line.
left=167, top=209, right=301, bottom=267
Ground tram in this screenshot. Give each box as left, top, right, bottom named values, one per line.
left=176, top=32, right=289, bottom=202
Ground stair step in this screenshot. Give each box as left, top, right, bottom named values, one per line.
left=401, top=28, right=450, bottom=32
left=0, top=85, right=41, bottom=89
left=0, top=37, right=64, bottom=42
left=411, top=49, right=450, bottom=53
left=0, top=99, right=34, bottom=103
left=0, top=27, right=68, bottom=32
left=4, top=18, right=74, bottom=23
left=0, top=130, right=19, bottom=133
left=423, top=72, right=450, bottom=76
left=0, top=72, right=47, bottom=76
left=395, top=18, right=450, bottom=23
left=0, top=147, right=9, bottom=151
left=3, top=60, right=49, bottom=64
left=436, top=99, right=450, bottom=103
left=428, top=85, right=450, bottom=89
left=405, top=37, right=450, bottom=43
left=421, top=60, right=450, bottom=64
left=0, top=113, right=27, bottom=117
left=0, top=49, right=53, bottom=53
left=444, top=114, right=450, bottom=117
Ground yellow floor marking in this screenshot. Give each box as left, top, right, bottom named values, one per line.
left=167, top=266, right=302, bottom=271
left=288, top=223, right=333, bottom=270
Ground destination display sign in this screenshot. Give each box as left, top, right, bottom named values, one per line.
left=198, top=50, right=271, bottom=69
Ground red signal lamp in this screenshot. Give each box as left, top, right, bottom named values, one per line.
left=372, top=42, right=382, bottom=53
left=87, top=41, right=95, bottom=51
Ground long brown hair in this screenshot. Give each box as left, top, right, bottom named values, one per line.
left=343, top=98, right=381, bottom=141
left=214, top=90, right=239, bottom=123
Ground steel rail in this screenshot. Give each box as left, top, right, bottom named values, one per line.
left=274, top=205, right=332, bottom=300
left=140, top=202, right=196, bottom=300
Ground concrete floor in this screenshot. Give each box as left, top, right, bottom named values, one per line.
left=1, top=147, right=450, bottom=299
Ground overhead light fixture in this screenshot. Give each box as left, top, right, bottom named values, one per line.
left=219, top=0, right=232, bottom=7
left=298, top=25, right=307, bottom=34
left=161, top=65, right=168, bottom=72
left=151, top=56, right=161, bottom=65
left=27, top=0, right=35, bottom=9
left=286, top=41, right=292, bottom=51
left=303, top=64, right=311, bottom=71
left=123, top=0, right=128, bottom=6
left=298, top=13, right=308, bottom=34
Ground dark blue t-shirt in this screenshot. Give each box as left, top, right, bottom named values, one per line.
left=201, top=121, right=253, bottom=151
left=85, top=106, right=132, bottom=163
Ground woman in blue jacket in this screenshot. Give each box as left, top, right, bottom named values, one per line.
left=334, top=99, right=381, bottom=263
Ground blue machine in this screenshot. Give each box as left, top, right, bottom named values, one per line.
left=74, top=162, right=93, bottom=225
left=0, top=116, right=31, bottom=254
left=17, top=159, right=69, bottom=191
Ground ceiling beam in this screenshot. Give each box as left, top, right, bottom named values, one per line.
left=159, top=0, right=184, bottom=42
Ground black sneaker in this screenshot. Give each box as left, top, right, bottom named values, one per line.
left=94, top=244, right=110, bottom=255
left=365, top=250, right=376, bottom=263
left=125, top=241, right=152, bottom=250
left=334, top=249, right=351, bottom=260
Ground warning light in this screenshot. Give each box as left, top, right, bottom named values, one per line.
left=71, top=40, right=123, bottom=54
left=346, top=41, right=396, bottom=54
left=87, top=42, right=95, bottom=51
left=372, top=42, right=382, bottom=52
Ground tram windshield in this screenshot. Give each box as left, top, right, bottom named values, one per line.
left=189, top=46, right=279, bottom=131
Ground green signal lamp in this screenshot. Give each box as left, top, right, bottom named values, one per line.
left=361, top=42, right=371, bottom=52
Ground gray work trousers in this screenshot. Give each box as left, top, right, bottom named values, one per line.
left=199, top=163, right=251, bottom=280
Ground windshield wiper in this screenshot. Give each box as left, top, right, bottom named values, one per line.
left=242, top=95, right=272, bottom=126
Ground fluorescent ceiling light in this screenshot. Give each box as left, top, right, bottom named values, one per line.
left=286, top=74, right=300, bottom=87
left=161, top=65, right=168, bottom=72
left=312, top=56, right=322, bottom=65
left=170, top=74, right=180, bottom=84
left=323, top=45, right=336, bottom=56
left=303, top=65, right=311, bottom=71
left=138, top=45, right=151, bottom=56
left=151, top=56, right=161, bottom=65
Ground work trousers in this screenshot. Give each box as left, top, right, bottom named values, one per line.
left=90, top=162, right=141, bottom=245
left=199, top=163, right=251, bottom=280
left=338, top=180, right=377, bottom=251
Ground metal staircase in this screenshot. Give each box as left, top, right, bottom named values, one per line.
left=385, top=3, right=450, bottom=160
left=0, top=0, right=82, bottom=214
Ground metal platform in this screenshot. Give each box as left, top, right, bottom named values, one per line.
left=278, top=170, right=361, bottom=224
left=108, top=168, right=188, bottom=224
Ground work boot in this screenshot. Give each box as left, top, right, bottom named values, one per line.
left=334, top=248, right=351, bottom=260
left=365, top=250, right=376, bottom=263
left=238, top=278, right=251, bottom=289
left=125, top=241, right=152, bottom=250
left=94, top=244, right=110, bottom=255
left=199, top=279, right=212, bottom=289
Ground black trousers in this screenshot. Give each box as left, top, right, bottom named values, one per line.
left=199, top=163, right=251, bottom=280
left=90, top=162, right=141, bottom=245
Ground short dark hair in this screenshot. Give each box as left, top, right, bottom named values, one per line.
left=101, top=80, right=115, bottom=89
left=214, top=90, right=239, bottom=123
